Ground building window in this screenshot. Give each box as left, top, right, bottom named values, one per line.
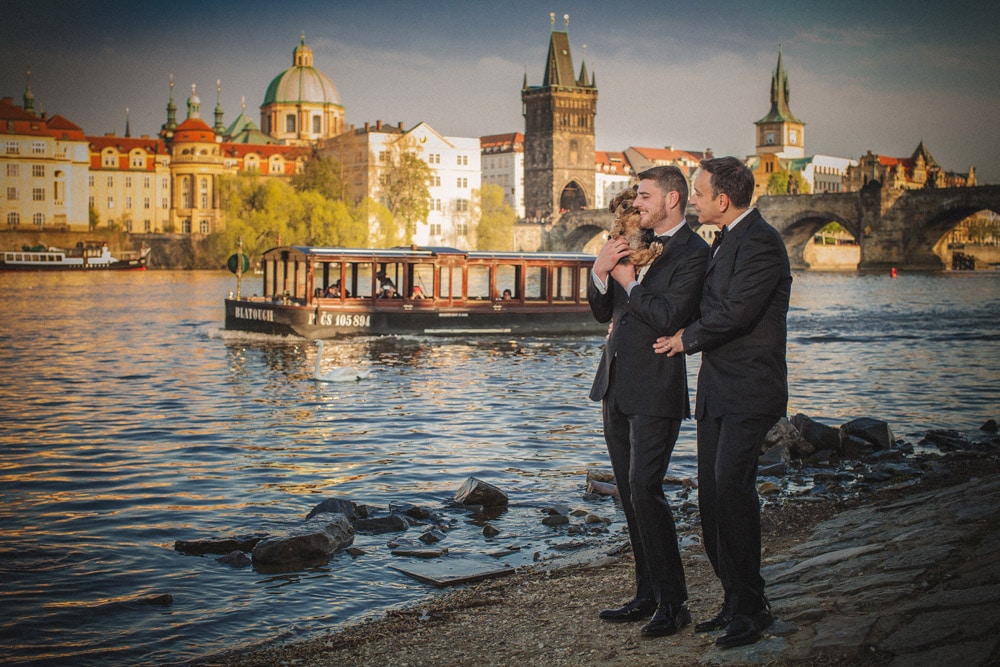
left=199, top=220, right=210, bottom=234
left=456, top=199, right=469, bottom=212
left=107, top=175, right=114, bottom=187
left=430, top=222, right=442, bottom=235
left=144, top=196, right=150, bottom=209
left=457, top=177, right=468, bottom=188
left=126, top=196, right=132, bottom=209
left=200, top=178, right=209, bottom=209
left=143, top=176, right=150, bottom=189
left=125, top=176, right=132, bottom=189
left=285, top=114, right=296, bottom=133
left=433, top=175, right=441, bottom=187
left=144, top=220, right=151, bottom=232
left=124, top=218, right=133, bottom=231
left=457, top=155, right=468, bottom=166
left=765, top=131, right=775, bottom=145
left=107, top=196, right=114, bottom=208
left=456, top=221, right=468, bottom=236
left=131, top=153, right=145, bottom=168
left=5, top=140, right=19, bottom=154
left=6, top=187, right=17, bottom=201
left=181, top=178, right=191, bottom=208
left=32, top=165, right=44, bottom=177
left=31, top=142, right=45, bottom=155
left=312, top=115, right=321, bottom=134
left=379, top=151, right=390, bottom=164
left=790, top=129, right=798, bottom=144
left=103, top=152, right=117, bottom=167
left=161, top=197, right=168, bottom=209
left=89, top=196, right=94, bottom=208
left=7, top=164, right=19, bottom=177
left=182, top=218, right=191, bottom=233
left=161, top=177, right=168, bottom=190
left=33, top=188, right=45, bottom=201
left=7, top=212, right=19, bottom=225
left=428, top=153, right=440, bottom=164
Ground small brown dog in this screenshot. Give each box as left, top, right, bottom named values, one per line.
left=608, top=186, right=663, bottom=267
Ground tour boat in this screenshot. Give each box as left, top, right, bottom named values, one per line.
left=224, top=245, right=605, bottom=339
left=0, top=242, right=150, bottom=271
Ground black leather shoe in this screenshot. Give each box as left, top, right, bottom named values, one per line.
left=694, top=599, right=733, bottom=632
left=715, top=608, right=774, bottom=648
left=640, top=603, right=691, bottom=637
left=598, top=598, right=657, bottom=623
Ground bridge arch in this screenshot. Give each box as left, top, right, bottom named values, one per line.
left=558, top=179, right=588, bottom=213
left=775, top=209, right=860, bottom=269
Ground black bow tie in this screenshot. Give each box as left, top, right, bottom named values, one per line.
left=643, top=229, right=670, bottom=245
left=711, top=227, right=727, bottom=251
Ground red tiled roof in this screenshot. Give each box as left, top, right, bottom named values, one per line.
left=480, top=132, right=524, bottom=152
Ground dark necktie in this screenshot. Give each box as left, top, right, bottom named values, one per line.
left=711, top=226, right=727, bottom=253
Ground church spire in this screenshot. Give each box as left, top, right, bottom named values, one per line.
left=125, top=107, right=131, bottom=137
left=23, top=64, right=35, bottom=115
left=162, top=74, right=178, bottom=136
left=213, top=79, right=226, bottom=134
left=186, top=83, right=201, bottom=119
left=758, top=44, right=801, bottom=124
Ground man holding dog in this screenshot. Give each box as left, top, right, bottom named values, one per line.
left=588, top=165, right=709, bottom=637
left=656, top=156, right=792, bottom=648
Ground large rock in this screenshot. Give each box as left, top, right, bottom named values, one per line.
left=305, top=497, right=361, bottom=522
left=791, top=413, right=843, bottom=454
left=251, top=512, right=354, bottom=573
left=841, top=417, right=895, bottom=450
left=453, top=477, right=509, bottom=508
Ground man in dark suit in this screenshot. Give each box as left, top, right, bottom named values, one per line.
left=589, top=166, right=709, bottom=638
left=656, top=156, right=792, bottom=648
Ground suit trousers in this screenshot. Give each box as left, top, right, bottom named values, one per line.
left=602, top=365, right=687, bottom=605
left=696, top=413, right=778, bottom=615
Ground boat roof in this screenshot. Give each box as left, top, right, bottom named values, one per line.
left=264, top=246, right=595, bottom=262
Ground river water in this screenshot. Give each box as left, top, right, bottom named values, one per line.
left=0, top=269, right=997, bottom=665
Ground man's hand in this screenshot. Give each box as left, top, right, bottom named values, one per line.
left=609, top=260, right=636, bottom=287
left=594, top=236, right=631, bottom=282
left=654, top=329, right=685, bottom=357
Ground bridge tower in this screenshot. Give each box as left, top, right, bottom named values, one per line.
left=754, top=46, right=805, bottom=159
left=521, top=13, right=597, bottom=222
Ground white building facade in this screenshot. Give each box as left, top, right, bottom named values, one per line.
left=480, top=133, right=525, bottom=219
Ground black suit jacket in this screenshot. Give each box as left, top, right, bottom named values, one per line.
left=681, top=209, right=792, bottom=419
left=589, top=223, right=709, bottom=418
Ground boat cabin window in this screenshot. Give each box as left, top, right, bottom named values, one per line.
left=553, top=266, right=576, bottom=301
left=525, top=266, right=548, bottom=302
left=408, top=263, right=434, bottom=299
left=495, top=264, right=520, bottom=300
left=348, top=262, right=374, bottom=298
left=468, top=265, right=490, bottom=300
left=438, top=265, right=458, bottom=299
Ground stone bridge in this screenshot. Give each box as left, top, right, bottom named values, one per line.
left=541, top=183, right=1000, bottom=270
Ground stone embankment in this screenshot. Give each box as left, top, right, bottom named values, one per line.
left=187, top=416, right=999, bottom=666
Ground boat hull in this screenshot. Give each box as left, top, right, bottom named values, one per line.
left=225, top=299, right=604, bottom=339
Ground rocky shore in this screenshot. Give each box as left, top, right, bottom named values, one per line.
left=186, top=420, right=1000, bottom=666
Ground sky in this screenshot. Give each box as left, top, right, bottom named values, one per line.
left=2, top=0, right=998, bottom=183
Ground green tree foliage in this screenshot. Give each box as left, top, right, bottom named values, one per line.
left=475, top=184, right=515, bottom=251
left=359, top=196, right=401, bottom=248
left=292, top=153, right=345, bottom=199
left=766, top=169, right=809, bottom=195
left=379, top=141, right=431, bottom=244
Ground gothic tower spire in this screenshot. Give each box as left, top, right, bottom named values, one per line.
left=522, top=13, right=598, bottom=221
left=754, top=45, right=805, bottom=158
left=214, top=79, right=226, bottom=134
left=23, top=64, right=35, bottom=115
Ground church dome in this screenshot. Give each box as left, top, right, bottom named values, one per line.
left=262, top=37, right=341, bottom=106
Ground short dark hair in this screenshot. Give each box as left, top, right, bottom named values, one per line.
left=636, top=165, right=689, bottom=210
left=699, top=157, right=754, bottom=208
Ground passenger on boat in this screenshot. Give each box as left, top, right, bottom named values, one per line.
left=326, top=281, right=342, bottom=298
left=410, top=285, right=426, bottom=299
left=502, top=289, right=513, bottom=301
left=377, top=272, right=397, bottom=298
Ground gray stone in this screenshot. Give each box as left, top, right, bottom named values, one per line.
left=841, top=417, right=895, bottom=450
left=826, top=570, right=921, bottom=596
left=251, top=512, right=354, bottom=573
left=174, top=534, right=265, bottom=556
left=886, top=638, right=999, bottom=667
left=880, top=544, right=955, bottom=571
left=791, top=413, right=843, bottom=454
left=453, top=477, right=509, bottom=508
left=785, top=543, right=885, bottom=576
left=305, top=497, right=359, bottom=522
left=810, top=613, right=878, bottom=654
left=878, top=603, right=996, bottom=652
left=354, top=513, right=410, bottom=534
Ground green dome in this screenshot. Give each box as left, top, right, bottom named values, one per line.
left=262, top=37, right=341, bottom=106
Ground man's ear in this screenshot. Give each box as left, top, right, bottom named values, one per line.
left=718, top=192, right=730, bottom=212
left=667, top=190, right=681, bottom=208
